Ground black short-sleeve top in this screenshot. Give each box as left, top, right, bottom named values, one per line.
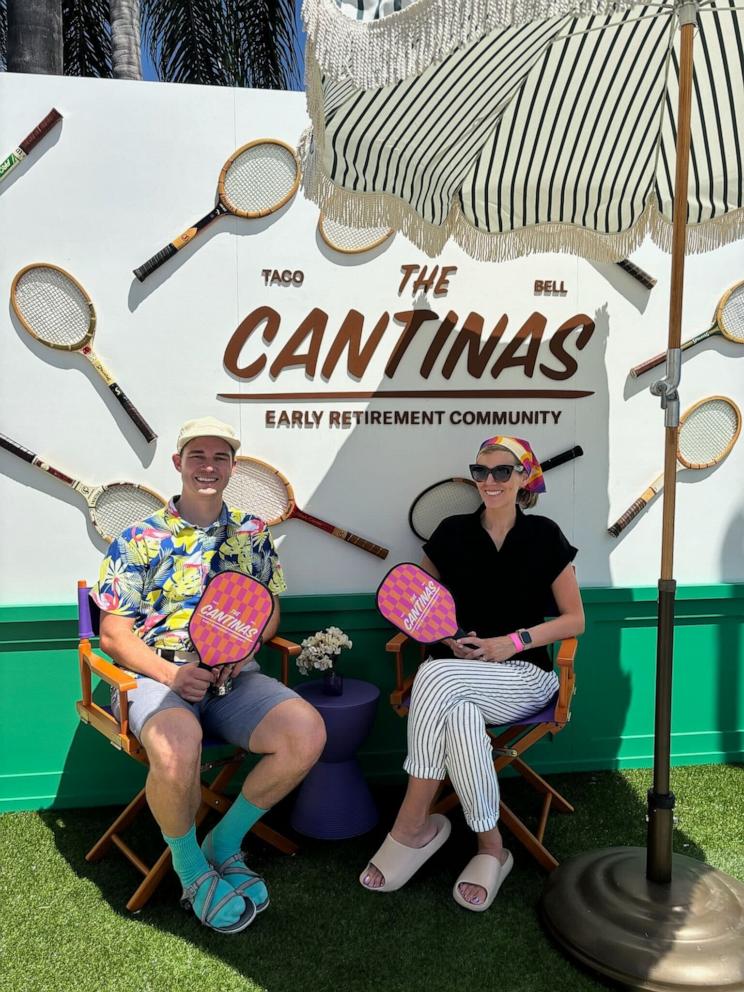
left=422, top=507, right=578, bottom=672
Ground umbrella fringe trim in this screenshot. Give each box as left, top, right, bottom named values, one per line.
left=301, top=140, right=744, bottom=261
left=303, top=0, right=642, bottom=88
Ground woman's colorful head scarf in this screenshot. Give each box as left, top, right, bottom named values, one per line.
left=477, top=436, right=546, bottom=493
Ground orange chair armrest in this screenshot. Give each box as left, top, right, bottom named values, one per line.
left=265, top=635, right=301, bottom=657
left=386, top=632, right=409, bottom=652
left=556, top=637, right=578, bottom=667
left=261, top=634, right=301, bottom=686
left=80, top=645, right=138, bottom=691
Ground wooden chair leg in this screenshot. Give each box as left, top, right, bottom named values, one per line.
left=86, top=787, right=149, bottom=862
left=511, top=756, right=575, bottom=814
left=499, top=800, right=559, bottom=872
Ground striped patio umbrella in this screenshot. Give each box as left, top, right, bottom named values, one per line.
left=301, top=0, right=743, bottom=262
left=300, top=2, right=744, bottom=989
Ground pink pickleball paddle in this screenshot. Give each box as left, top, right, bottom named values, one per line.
left=376, top=563, right=465, bottom=644
left=189, top=570, right=274, bottom=680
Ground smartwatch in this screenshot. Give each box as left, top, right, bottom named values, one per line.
left=518, top=629, right=532, bottom=649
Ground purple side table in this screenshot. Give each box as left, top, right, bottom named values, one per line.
left=291, top=678, right=380, bottom=840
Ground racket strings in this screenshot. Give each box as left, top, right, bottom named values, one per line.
left=321, top=216, right=391, bottom=251
left=93, top=486, right=165, bottom=539
left=224, top=462, right=290, bottom=523
left=722, top=285, right=744, bottom=341
left=222, top=144, right=298, bottom=215
left=410, top=480, right=481, bottom=540
left=14, top=267, right=90, bottom=346
left=679, top=399, right=740, bottom=466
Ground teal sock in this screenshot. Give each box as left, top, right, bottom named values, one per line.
left=203, top=795, right=269, bottom=907
left=164, top=825, right=246, bottom=928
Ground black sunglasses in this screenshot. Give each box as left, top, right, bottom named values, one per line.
left=469, top=463, right=525, bottom=483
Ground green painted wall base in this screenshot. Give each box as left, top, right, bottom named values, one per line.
left=1, top=585, right=743, bottom=812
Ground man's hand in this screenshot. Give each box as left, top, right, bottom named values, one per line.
left=166, top=661, right=214, bottom=702
left=455, top=635, right=516, bottom=663
left=211, top=646, right=259, bottom=689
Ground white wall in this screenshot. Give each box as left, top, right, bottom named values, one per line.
left=1, top=72, right=743, bottom=603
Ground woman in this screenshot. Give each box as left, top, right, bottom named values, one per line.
left=360, top=436, right=584, bottom=911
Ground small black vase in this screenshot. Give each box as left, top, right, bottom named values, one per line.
left=322, top=669, right=344, bottom=696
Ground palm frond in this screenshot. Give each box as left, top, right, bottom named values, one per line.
left=142, top=0, right=300, bottom=89
left=238, top=0, right=300, bottom=90
left=63, top=0, right=112, bottom=77
left=0, top=0, right=7, bottom=72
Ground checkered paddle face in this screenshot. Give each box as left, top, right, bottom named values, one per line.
left=376, top=563, right=459, bottom=644
left=189, top=571, right=273, bottom=668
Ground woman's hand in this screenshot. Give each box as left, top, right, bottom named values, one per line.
left=442, top=631, right=480, bottom=659
left=456, top=635, right=516, bottom=663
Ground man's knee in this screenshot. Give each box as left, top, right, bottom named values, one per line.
left=251, top=698, right=326, bottom=769
left=142, top=710, right=203, bottom=781
left=294, top=703, right=326, bottom=766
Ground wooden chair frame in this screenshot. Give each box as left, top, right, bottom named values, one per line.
left=76, top=582, right=302, bottom=911
left=387, top=632, right=578, bottom=872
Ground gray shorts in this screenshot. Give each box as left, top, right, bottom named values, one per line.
left=112, top=666, right=299, bottom=746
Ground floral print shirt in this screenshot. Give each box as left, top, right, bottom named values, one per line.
left=91, top=497, right=286, bottom=652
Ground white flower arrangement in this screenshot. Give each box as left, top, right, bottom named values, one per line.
left=296, top=626, right=353, bottom=676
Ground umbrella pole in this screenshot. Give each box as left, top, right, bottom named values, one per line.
left=644, top=0, right=696, bottom=885
left=541, top=5, right=744, bottom=987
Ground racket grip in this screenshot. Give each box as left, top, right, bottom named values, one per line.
left=0, top=433, right=35, bottom=463
left=616, top=259, right=657, bottom=289
left=343, top=533, right=389, bottom=559
left=20, top=108, right=62, bottom=152
left=630, top=350, right=667, bottom=378
left=109, top=384, right=157, bottom=443
left=608, top=498, right=647, bottom=537
left=134, top=243, right=178, bottom=282
left=542, top=446, right=583, bottom=472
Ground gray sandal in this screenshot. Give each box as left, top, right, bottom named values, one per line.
left=208, top=849, right=270, bottom=914
left=180, top=868, right=257, bottom=933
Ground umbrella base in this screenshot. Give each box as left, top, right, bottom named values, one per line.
left=540, top=847, right=744, bottom=991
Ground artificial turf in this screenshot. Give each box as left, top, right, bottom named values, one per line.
left=1, top=764, right=742, bottom=992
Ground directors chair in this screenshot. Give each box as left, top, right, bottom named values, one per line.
left=387, top=632, right=578, bottom=872
left=75, top=580, right=300, bottom=911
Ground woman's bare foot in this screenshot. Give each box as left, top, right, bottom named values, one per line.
left=457, top=846, right=510, bottom=906
left=361, top=816, right=440, bottom=889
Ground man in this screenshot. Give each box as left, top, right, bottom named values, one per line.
left=91, top=416, right=326, bottom=933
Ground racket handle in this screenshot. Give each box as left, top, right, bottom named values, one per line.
left=608, top=497, right=648, bottom=537
left=542, top=445, right=583, bottom=472
left=109, top=383, right=157, bottom=443
left=630, top=350, right=668, bottom=378
left=19, top=108, right=63, bottom=153
left=134, top=243, right=178, bottom=282
left=616, top=259, right=657, bottom=289
left=0, top=432, right=35, bottom=463
left=338, top=531, right=389, bottom=559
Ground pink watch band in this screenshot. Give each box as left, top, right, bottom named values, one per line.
left=508, top=632, right=523, bottom=652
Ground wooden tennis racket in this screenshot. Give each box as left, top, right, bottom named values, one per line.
left=0, top=109, right=62, bottom=184
left=11, top=263, right=157, bottom=443
left=134, top=139, right=301, bottom=281
left=224, top=455, right=389, bottom=559
left=0, top=433, right=165, bottom=541
left=318, top=214, right=394, bottom=254
left=409, top=445, right=584, bottom=541
left=608, top=396, right=741, bottom=536
left=631, top=281, right=744, bottom=377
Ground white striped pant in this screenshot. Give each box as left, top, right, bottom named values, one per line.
left=403, top=658, right=559, bottom=833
